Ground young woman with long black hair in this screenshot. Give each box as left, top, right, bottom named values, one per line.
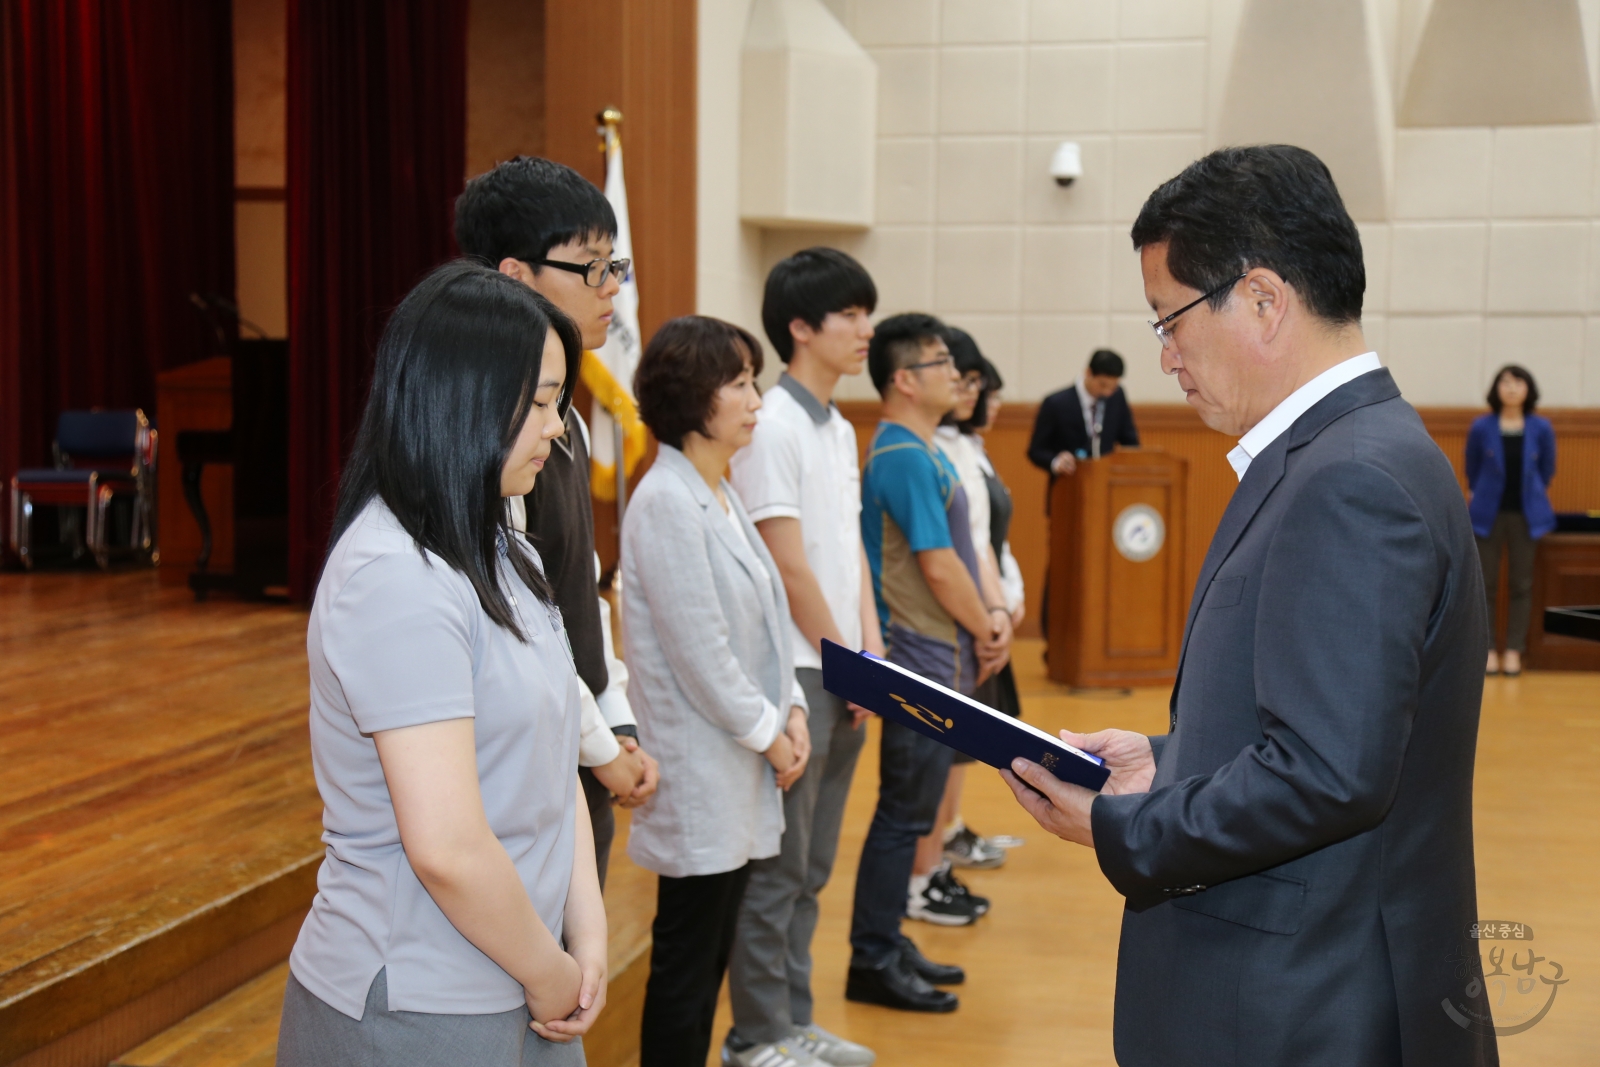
left=277, top=260, right=606, bottom=1066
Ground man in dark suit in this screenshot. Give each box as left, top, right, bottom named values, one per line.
left=1027, top=348, right=1140, bottom=488
left=1003, top=145, right=1497, bottom=1066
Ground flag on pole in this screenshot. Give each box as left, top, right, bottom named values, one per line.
left=582, top=119, right=648, bottom=502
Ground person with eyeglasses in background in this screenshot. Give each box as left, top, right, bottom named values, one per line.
left=903, top=328, right=1022, bottom=929
left=845, top=314, right=1011, bottom=1015
left=456, top=157, right=659, bottom=891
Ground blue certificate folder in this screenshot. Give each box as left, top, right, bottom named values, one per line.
left=820, top=640, right=1110, bottom=792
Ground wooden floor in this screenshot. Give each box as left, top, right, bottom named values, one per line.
left=713, top=648, right=1600, bottom=1066
left=4, top=570, right=1597, bottom=1066
left=0, top=572, right=322, bottom=1063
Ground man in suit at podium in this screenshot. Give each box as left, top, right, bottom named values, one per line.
left=1027, top=349, right=1140, bottom=486
left=1002, top=145, right=1497, bottom=1066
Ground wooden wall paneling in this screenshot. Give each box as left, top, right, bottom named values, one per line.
left=544, top=0, right=696, bottom=339
left=1526, top=534, right=1600, bottom=670
left=465, top=0, right=547, bottom=177
left=1131, top=405, right=1239, bottom=604
left=545, top=0, right=695, bottom=572
left=839, top=401, right=1600, bottom=656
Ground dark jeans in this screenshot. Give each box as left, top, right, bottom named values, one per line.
left=848, top=719, right=956, bottom=968
left=578, top=766, right=615, bottom=890
left=1478, top=511, right=1537, bottom=652
left=640, top=864, right=752, bottom=1067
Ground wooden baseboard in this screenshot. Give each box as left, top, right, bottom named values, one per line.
left=6, top=910, right=305, bottom=1067
left=1, top=858, right=318, bottom=1065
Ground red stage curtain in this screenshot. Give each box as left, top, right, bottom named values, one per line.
left=0, top=0, right=235, bottom=539
left=285, top=0, right=467, bottom=600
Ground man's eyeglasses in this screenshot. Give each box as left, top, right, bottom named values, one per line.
left=531, top=256, right=631, bottom=288
left=1148, top=272, right=1246, bottom=349
left=903, top=355, right=954, bottom=374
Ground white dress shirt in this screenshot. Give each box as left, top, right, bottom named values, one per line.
left=1226, top=353, right=1382, bottom=481
left=506, top=484, right=636, bottom=769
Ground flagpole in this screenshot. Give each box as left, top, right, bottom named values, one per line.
left=599, top=107, right=629, bottom=532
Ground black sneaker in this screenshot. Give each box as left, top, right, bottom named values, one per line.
left=931, top=865, right=990, bottom=916
left=944, top=826, right=1007, bottom=869
left=907, top=868, right=981, bottom=925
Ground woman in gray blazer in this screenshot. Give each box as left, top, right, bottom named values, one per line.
left=623, top=316, right=810, bottom=1067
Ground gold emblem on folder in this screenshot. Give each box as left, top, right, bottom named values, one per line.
left=889, top=693, right=954, bottom=732
left=1040, top=752, right=1060, bottom=771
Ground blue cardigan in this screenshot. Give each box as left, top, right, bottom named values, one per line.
left=1465, top=413, right=1556, bottom=539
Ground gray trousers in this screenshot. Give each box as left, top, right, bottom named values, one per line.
left=277, top=967, right=585, bottom=1067
left=727, top=668, right=868, bottom=1044
left=1478, top=511, right=1537, bottom=652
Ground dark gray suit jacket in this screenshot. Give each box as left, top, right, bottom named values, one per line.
left=1092, top=370, right=1498, bottom=1066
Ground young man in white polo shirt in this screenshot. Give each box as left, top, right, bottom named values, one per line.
left=724, top=249, right=884, bottom=1067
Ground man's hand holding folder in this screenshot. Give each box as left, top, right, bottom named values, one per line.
left=820, top=640, right=1109, bottom=793
left=1001, top=729, right=1155, bottom=848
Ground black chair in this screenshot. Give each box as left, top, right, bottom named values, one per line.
left=9, top=410, right=158, bottom=569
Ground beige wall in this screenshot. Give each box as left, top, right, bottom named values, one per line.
left=697, top=0, right=1600, bottom=407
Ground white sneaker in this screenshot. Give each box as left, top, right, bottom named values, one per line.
left=792, top=1023, right=876, bottom=1066
left=722, top=1037, right=823, bottom=1067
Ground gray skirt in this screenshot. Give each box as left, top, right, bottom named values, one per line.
left=277, top=967, right=585, bottom=1067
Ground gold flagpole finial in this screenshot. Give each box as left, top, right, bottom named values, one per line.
left=596, top=107, right=623, bottom=153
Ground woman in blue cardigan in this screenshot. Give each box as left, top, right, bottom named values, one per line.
left=1466, top=365, right=1556, bottom=676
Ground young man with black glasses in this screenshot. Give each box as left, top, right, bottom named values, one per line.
left=845, top=314, right=1012, bottom=1014
left=455, top=157, right=659, bottom=888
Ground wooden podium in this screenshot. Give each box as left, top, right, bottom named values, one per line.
left=1047, top=450, right=1188, bottom=688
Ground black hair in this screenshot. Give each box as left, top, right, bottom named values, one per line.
left=761, top=247, right=878, bottom=362
left=1487, top=364, right=1540, bottom=414
left=961, top=354, right=1007, bottom=435
left=635, top=315, right=765, bottom=450
left=1130, top=144, right=1365, bottom=326
left=868, top=312, right=948, bottom=396
left=454, top=156, right=618, bottom=270
left=1088, top=348, right=1125, bottom=378
left=328, top=260, right=583, bottom=639
left=946, top=328, right=988, bottom=434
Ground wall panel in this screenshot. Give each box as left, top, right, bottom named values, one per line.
left=839, top=401, right=1600, bottom=639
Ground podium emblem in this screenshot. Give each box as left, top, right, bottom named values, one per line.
left=1113, top=504, right=1165, bottom=562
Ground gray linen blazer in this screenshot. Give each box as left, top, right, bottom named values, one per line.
left=621, top=445, right=802, bottom=879
left=1093, top=370, right=1497, bottom=1066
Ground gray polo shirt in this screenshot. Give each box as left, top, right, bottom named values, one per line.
left=290, top=499, right=580, bottom=1019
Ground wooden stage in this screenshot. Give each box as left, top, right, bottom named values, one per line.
left=3, top=570, right=1597, bottom=1066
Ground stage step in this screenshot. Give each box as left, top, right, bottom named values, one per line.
left=113, top=965, right=288, bottom=1067
left=108, top=813, right=657, bottom=1067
